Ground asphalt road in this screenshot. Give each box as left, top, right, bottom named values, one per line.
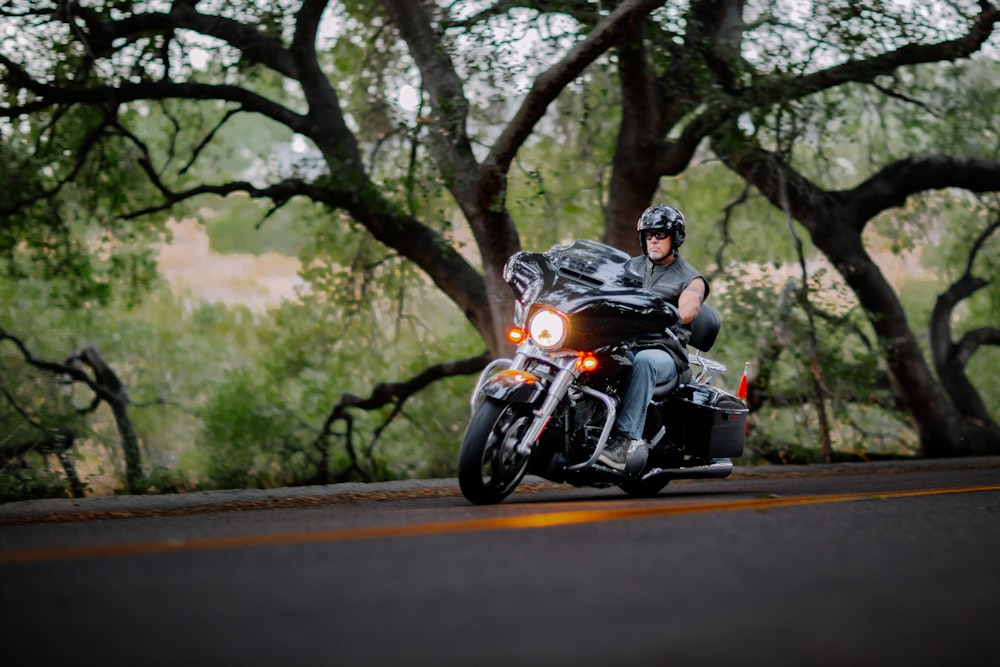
left=2, top=459, right=999, bottom=667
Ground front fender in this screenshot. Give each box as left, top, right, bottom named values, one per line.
left=479, top=369, right=546, bottom=405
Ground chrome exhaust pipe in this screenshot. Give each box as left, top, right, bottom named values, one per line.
left=641, top=458, right=734, bottom=481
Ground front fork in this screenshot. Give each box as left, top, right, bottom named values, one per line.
left=515, top=364, right=576, bottom=455
left=471, top=345, right=618, bottom=462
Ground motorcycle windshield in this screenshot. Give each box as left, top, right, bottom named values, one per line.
left=505, top=240, right=677, bottom=350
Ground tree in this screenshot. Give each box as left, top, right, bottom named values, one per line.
left=929, top=210, right=1000, bottom=444
left=1, top=0, right=998, bottom=460
left=0, top=329, right=143, bottom=495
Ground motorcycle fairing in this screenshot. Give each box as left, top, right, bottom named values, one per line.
left=506, top=240, right=679, bottom=351
left=478, top=368, right=546, bottom=405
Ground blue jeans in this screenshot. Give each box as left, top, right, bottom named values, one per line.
left=616, top=348, right=678, bottom=440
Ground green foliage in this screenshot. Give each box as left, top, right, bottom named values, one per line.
left=0, top=108, right=162, bottom=307
left=0, top=464, right=72, bottom=503
left=1, top=0, right=997, bottom=498
left=188, top=280, right=481, bottom=488
left=505, top=72, right=620, bottom=250
left=0, top=355, right=80, bottom=435
left=0, top=353, right=88, bottom=502
left=933, top=199, right=1000, bottom=419
left=657, top=161, right=800, bottom=270
left=715, top=259, right=919, bottom=463
left=707, top=48, right=1000, bottom=463
left=201, top=195, right=312, bottom=255
left=195, top=368, right=318, bottom=489
left=966, top=346, right=1000, bottom=420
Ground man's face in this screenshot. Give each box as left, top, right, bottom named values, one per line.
left=644, top=230, right=674, bottom=263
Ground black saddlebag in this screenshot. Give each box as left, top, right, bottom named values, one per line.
left=661, top=383, right=747, bottom=459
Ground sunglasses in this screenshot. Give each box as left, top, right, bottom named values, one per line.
left=644, top=230, right=670, bottom=240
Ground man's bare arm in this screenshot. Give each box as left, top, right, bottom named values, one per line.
left=678, top=278, right=707, bottom=324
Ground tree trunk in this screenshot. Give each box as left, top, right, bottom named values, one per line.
left=715, top=136, right=1000, bottom=457
left=810, top=218, right=998, bottom=456
left=927, top=219, right=1000, bottom=450
left=604, top=27, right=667, bottom=254
left=931, top=275, right=994, bottom=423
left=75, top=346, right=145, bottom=492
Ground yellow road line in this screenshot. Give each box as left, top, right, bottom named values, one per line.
left=3, top=484, right=998, bottom=565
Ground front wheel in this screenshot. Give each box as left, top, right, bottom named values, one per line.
left=458, top=397, right=532, bottom=505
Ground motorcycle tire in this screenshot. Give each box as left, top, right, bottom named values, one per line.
left=458, top=397, right=532, bottom=505
left=618, top=477, right=669, bottom=498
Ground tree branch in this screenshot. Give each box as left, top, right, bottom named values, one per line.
left=489, top=0, right=665, bottom=172
left=0, top=331, right=144, bottom=492
left=929, top=212, right=1000, bottom=425
left=0, top=108, right=114, bottom=215
left=955, top=326, right=1000, bottom=365
left=312, top=353, right=490, bottom=483
left=752, top=4, right=1000, bottom=104
left=0, top=329, right=106, bottom=399
left=0, top=77, right=308, bottom=133
left=67, top=3, right=300, bottom=77
left=848, top=157, right=1000, bottom=228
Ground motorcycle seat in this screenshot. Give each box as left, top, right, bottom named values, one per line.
left=652, top=366, right=693, bottom=401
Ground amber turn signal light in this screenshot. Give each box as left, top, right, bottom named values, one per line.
left=507, top=327, right=526, bottom=344
left=578, top=353, right=599, bottom=372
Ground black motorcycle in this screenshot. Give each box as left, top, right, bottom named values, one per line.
left=458, top=239, right=747, bottom=505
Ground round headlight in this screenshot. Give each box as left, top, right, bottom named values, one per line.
left=528, top=309, right=567, bottom=349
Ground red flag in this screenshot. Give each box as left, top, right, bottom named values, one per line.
left=737, top=361, right=749, bottom=400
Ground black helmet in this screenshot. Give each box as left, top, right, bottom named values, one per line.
left=637, top=204, right=685, bottom=255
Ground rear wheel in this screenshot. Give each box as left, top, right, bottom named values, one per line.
left=458, top=398, right=532, bottom=505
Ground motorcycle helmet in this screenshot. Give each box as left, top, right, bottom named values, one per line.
left=637, top=204, right=686, bottom=255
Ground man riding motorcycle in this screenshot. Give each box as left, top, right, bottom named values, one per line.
left=598, top=204, right=711, bottom=470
